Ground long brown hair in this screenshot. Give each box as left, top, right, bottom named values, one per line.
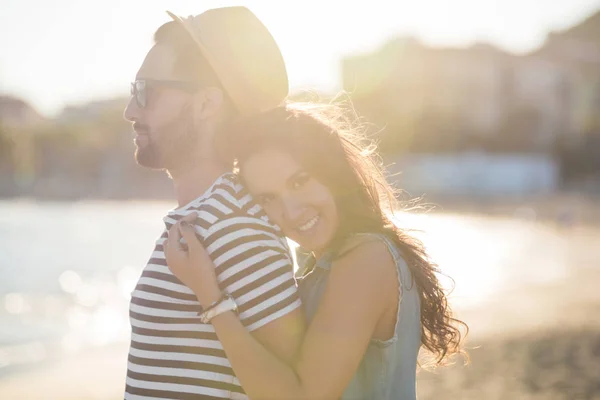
left=220, top=100, right=468, bottom=365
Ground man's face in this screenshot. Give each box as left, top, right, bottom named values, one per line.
left=123, top=44, right=198, bottom=170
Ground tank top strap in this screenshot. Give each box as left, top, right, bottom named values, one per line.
left=303, top=232, right=407, bottom=276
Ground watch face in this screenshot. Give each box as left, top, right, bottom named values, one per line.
left=200, top=296, right=239, bottom=323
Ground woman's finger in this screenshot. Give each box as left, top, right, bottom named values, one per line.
left=178, top=220, right=203, bottom=256
left=167, top=223, right=184, bottom=255
left=180, top=213, right=197, bottom=223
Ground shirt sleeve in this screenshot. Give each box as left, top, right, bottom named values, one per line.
left=200, top=211, right=302, bottom=332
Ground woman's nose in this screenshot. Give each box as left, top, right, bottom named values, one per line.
left=282, top=195, right=305, bottom=222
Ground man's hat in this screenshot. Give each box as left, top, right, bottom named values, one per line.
left=167, top=7, right=289, bottom=116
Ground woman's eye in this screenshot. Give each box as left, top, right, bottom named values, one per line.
left=292, top=173, right=310, bottom=189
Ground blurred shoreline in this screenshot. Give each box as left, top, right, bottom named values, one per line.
left=4, top=189, right=600, bottom=226
left=1, top=201, right=599, bottom=399
left=425, top=192, right=600, bottom=226
left=2, top=254, right=598, bottom=400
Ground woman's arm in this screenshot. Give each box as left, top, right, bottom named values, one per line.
left=166, top=219, right=396, bottom=400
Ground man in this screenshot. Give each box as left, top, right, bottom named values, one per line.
left=123, top=7, right=304, bottom=399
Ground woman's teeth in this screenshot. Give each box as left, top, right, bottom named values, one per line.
left=298, top=216, right=319, bottom=232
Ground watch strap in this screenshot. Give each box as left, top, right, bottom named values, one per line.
left=199, top=294, right=238, bottom=323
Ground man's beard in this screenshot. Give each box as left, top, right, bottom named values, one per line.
left=135, top=107, right=198, bottom=171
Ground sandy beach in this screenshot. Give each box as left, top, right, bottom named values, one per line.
left=0, top=343, right=129, bottom=400
left=3, top=273, right=598, bottom=400
left=418, top=260, right=600, bottom=400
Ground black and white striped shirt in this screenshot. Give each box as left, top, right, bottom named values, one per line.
left=125, top=173, right=301, bottom=400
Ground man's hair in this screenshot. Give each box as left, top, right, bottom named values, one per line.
left=153, top=21, right=221, bottom=87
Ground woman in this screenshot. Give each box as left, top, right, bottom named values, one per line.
left=164, top=102, right=467, bottom=399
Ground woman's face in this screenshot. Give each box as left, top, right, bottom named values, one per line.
left=241, top=148, right=339, bottom=255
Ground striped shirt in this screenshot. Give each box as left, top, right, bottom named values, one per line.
left=125, top=173, right=301, bottom=400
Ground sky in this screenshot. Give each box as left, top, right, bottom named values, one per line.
left=1, top=0, right=599, bottom=117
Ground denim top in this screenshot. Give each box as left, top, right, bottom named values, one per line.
left=297, top=233, right=421, bottom=400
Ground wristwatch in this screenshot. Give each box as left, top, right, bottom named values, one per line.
left=199, top=294, right=238, bottom=323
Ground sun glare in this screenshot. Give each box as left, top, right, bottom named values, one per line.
left=3, top=0, right=596, bottom=115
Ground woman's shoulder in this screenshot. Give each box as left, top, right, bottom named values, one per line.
left=326, top=233, right=400, bottom=309
left=336, top=232, right=396, bottom=259
left=331, top=232, right=399, bottom=276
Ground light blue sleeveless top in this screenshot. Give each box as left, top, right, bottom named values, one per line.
left=297, top=233, right=422, bottom=400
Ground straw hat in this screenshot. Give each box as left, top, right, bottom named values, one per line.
left=167, top=7, right=289, bottom=116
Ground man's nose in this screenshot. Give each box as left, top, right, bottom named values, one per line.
left=123, top=96, right=139, bottom=122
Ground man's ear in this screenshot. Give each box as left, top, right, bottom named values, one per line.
left=192, top=87, right=225, bottom=122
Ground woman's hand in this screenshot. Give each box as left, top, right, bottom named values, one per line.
left=164, top=213, right=222, bottom=307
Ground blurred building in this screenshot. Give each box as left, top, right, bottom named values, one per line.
left=535, top=11, right=600, bottom=141
left=0, top=96, right=46, bottom=190
left=343, top=38, right=507, bottom=134
left=342, top=11, right=600, bottom=154
left=342, top=10, right=600, bottom=196
left=0, top=95, right=45, bottom=127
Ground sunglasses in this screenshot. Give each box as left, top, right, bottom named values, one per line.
left=130, top=79, right=202, bottom=108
